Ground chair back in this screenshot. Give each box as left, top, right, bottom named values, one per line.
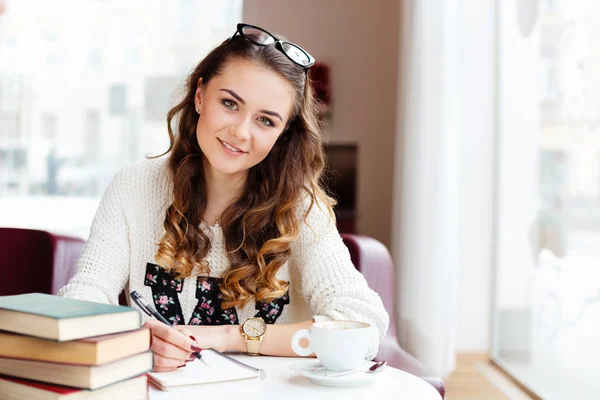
left=341, top=234, right=398, bottom=338
left=341, top=233, right=445, bottom=398
left=0, top=228, right=84, bottom=296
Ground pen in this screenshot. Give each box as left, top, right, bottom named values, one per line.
left=130, top=290, right=210, bottom=368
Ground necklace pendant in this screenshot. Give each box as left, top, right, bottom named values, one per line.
left=213, top=216, right=220, bottom=227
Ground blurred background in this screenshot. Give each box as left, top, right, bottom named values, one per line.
left=1, top=1, right=598, bottom=399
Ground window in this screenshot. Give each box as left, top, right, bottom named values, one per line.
left=493, top=1, right=600, bottom=398
left=41, top=114, right=58, bottom=140
left=0, top=0, right=243, bottom=238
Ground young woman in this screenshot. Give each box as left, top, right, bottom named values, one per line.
left=59, top=23, right=388, bottom=372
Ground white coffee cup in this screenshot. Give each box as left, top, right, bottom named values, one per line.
left=290, top=320, right=372, bottom=372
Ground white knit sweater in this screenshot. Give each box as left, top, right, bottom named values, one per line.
left=58, top=157, right=389, bottom=358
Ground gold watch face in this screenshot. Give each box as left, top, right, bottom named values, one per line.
left=243, top=318, right=266, bottom=338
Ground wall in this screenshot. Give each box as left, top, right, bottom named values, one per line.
left=243, top=0, right=401, bottom=248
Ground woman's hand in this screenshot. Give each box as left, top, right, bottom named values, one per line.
left=186, top=324, right=242, bottom=353
left=143, top=320, right=201, bottom=372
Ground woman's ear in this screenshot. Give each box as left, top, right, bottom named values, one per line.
left=194, top=77, right=204, bottom=113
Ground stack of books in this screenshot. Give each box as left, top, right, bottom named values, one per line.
left=0, top=293, right=152, bottom=399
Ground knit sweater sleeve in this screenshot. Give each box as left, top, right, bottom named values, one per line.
left=57, top=168, right=132, bottom=305
left=290, top=196, right=390, bottom=359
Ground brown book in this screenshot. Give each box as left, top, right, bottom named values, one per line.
left=0, top=351, right=153, bottom=390
left=0, top=329, right=150, bottom=365
left=0, top=374, right=148, bottom=400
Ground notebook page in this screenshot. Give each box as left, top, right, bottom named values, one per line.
left=148, top=350, right=259, bottom=387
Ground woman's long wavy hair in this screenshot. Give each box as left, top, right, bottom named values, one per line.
left=153, top=32, right=334, bottom=309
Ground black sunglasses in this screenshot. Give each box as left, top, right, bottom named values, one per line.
left=227, top=23, right=315, bottom=70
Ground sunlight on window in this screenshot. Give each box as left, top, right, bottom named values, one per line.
left=0, top=0, right=243, bottom=238
left=494, top=1, right=600, bottom=398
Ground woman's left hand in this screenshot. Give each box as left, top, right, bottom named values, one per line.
left=180, top=324, right=241, bottom=353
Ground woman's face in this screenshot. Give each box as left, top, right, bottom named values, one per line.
left=194, top=59, right=295, bottom=180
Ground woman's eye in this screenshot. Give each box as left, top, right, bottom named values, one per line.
left=222, top=99, right=237, bottom=110
left=258, top=116, right=274, bottom=127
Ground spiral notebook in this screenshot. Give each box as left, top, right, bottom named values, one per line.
left=148, top=349, right=266, bottom=390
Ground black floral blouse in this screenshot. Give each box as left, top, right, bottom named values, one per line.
left=144, top=263, right=289, bottom=325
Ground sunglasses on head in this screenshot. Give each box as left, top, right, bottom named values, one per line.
left=227, top=23, right=315, bottom=70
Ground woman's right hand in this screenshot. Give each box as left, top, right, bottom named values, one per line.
left=143, top=320, right=200, bottom=372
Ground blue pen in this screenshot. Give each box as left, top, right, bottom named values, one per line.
left=130, top=290, right=210, bottom=368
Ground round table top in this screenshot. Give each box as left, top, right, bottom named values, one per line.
left=148, top=355, right=442, bottom=400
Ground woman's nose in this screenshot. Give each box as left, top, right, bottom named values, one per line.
left=232, top=119, right=251, bottom=141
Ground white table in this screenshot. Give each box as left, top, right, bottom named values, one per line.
left=148, top=355, right=442, bottom=399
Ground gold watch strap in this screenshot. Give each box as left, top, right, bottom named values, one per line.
left=246, top=337, right=261, bottom=356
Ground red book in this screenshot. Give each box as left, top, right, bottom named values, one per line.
left=0, top=374, right=148, bottom=399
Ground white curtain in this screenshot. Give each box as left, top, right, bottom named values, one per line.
left=391, top=0, right=462, bottom=377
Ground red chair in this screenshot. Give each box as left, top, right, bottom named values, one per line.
left=0, top=228, right=85, bottom=296
left=341, top=234, right=445, bottom=398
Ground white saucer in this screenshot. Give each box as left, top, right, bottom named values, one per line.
left=289, top=360, right=382, bottom=388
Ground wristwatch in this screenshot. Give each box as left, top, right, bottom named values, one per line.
left=241, top=317, right=267, bottom=356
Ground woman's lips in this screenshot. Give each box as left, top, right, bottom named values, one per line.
left=218, top=138, right=247, bottom=156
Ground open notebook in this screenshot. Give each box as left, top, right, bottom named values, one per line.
left=148, top=350, right=266, bottom=390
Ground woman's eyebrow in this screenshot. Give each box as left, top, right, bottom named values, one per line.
left=260, top=110, right=283, bottom=122
left=220, top=88, right=246, bottom=104
left=219, top=88, right=283, bottom=122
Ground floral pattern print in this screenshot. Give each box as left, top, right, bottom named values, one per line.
left=144, top=263, right=290, bottom=326
left=255, top=290, right=290, bottom=324
left=222, top=308, right=238, bottom=324
left=190, top=277, right=238, bottom=325
left=144, top=263, right=184, bottom=325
